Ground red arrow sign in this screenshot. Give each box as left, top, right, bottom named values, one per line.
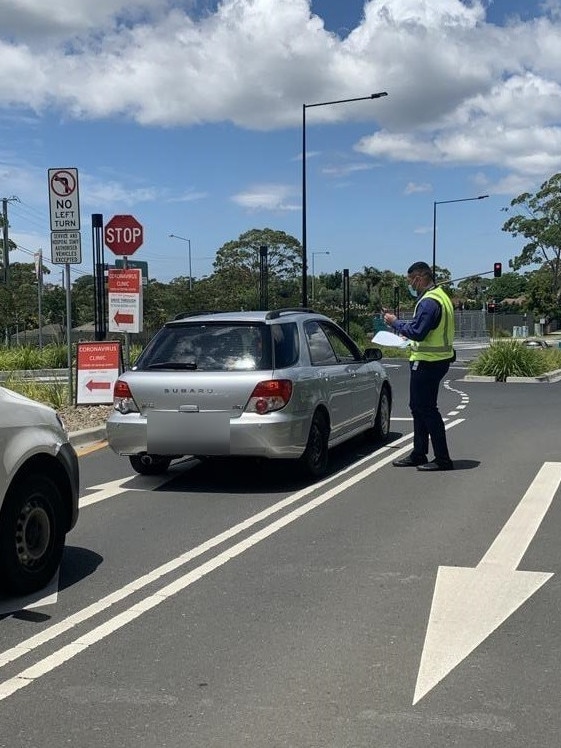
left=86, top=380, right=112, bottom=391
left=114, top=311, right=134, bottom=325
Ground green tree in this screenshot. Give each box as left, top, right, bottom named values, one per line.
left=42, top=283, right=67, bottom=326
left=213, top=228, right=302, bottom=309
left=502, top=173, right=561, bottom=308
left=486, top=272, right=527, bottom=303
left=71, top=275, right=95, bottom=326
left=0, top=263, right=38, bottom=337
left=525, top=268, right=560, bottom=320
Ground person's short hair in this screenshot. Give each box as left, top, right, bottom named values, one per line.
left=407, top=261, right=433, bottom=279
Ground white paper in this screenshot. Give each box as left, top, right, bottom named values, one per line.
left=371, top=330, right=410, bottom=348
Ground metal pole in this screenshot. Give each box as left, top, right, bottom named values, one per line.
left=302, top=104, right=307, bottom=307
left=37, top=250, right=43, bottom=350
left=300, top=92, right=388, bottom=308
left=169, top=234, right=193, bottom=290
left=432, top=201, right=437, bottom=279
left=431, top=195, right=488, bottom=278
left=65, top=264, right=73, bottom=405
left=123, top=255, right=130, bottom=369
left=311, top=250, right=315, bottom=304
left=2, top=198, right=9, bottom=285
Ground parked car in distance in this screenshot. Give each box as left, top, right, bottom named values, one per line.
left=522, top=339, right=551, bottom=348
left=0, top=387, right=80, bottom=596
left=107, top=308, right=392, bottom=479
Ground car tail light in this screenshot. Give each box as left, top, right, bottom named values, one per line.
left=246, top=379, right=293, bottom=414
left=113, top=379, right=139, bottom=414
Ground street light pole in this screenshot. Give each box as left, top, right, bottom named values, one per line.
left=311, top=250, right=330, bottom=303
left=432, top=195, right=489, bottom=278
left=169, top=233, right=192, bottom=290
left=301, top=92, right=388, bottom=307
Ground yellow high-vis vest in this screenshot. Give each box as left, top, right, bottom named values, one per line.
left=409, top=286, right=455, bottom=362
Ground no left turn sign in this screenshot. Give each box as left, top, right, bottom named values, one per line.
left=48, top=167, right=80, bottom=231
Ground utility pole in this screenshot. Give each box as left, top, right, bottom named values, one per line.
left=1, top=196, right=20, bottom=285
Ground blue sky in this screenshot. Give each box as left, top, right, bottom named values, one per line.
left=1, top=0, right=561, bottom=289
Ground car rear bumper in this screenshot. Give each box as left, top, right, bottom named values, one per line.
left=106, top=410, right=311, bottom=460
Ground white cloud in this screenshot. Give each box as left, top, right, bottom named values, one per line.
left=231, top=183, right=300, bottom=211
left=0, top=0, right=560, bottom=184
left=321, top=162, right=375, bottom=177
left=404, top=181, right=432, bottom=195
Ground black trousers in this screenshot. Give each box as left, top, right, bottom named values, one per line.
left=409, top=359, right=451, bottom=462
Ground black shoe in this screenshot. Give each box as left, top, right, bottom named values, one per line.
left=392, top=455, right=428, bottom=467
left=416, top=459, right=454, bottom=472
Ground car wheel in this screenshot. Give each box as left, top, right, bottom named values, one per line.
left=129, top=454, right=172, bottom=475
left=371, top=385, right=391, bottom=442
left=299, top=412, right=329, bottom=478
left=0, top=474, right=66, bottom=596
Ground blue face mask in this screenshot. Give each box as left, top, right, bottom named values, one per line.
left=408, top=284, right=418, bottom=298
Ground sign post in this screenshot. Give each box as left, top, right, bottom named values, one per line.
left=48, top=167, right=82, bottom=405
left=104, top=215, right=144, bottom=368
left=76, top=341, right=123, bottom=405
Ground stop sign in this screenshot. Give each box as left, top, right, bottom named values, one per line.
left=104, top=214, right=144, bottom=256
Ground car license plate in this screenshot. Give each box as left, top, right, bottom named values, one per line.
left=147, top=410, right=230, bottom=455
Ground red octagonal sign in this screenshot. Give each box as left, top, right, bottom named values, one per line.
left=104, top=214, right=144, bottom=256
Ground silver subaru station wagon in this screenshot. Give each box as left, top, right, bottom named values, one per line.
left=106, top=309, right=392, bottom=479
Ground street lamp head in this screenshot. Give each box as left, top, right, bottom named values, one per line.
left=370, top=92, right=388, bottom=99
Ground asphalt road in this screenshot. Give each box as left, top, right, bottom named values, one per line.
left=1, top=360, right=561, bottom=747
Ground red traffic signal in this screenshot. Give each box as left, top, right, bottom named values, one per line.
left=487, top=302, right=496, bottom=314
left=493, top=262, right=502, bottom=278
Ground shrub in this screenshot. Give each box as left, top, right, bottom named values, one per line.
left=3, top=376, right=68, bottom=409
left=470, top=340, right=545, bottom=381
left=0, top=344, right=68, bottom=370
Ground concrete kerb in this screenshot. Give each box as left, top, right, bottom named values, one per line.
left=461, top=368, right=561, bottom=384
left=69, top=425, right=107, bottom=449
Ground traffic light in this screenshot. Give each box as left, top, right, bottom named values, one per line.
left=487, top=302, right=496, bottom=314
left=493, top=262, right=502, bottom=278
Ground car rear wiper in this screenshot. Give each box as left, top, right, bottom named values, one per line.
left=146, top=361, right=198, bottom=370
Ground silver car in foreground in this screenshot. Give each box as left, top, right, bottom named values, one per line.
left=0, top=387, right=80, bottom=596
left=107, top=309, right=392, bottom=479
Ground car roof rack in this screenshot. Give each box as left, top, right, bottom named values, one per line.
left=172, top=311, right=223, bottom=320
left=265, top=307, right=316, bottom=320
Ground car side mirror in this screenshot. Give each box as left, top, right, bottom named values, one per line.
left=364, top=347, right=383, bottom=361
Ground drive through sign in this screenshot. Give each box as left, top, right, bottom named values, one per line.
left=108, top=268, right=143, bottom=333
left=104, top=214, right=144, bottom=256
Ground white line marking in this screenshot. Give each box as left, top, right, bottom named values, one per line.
left=0, top=421, right=465, bottom=699
left=413, top=461, right=560, bottom=705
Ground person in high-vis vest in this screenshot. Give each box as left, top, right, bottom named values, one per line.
left=383, top=261, right=455, bottom=471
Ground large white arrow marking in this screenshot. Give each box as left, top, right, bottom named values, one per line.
left=80, top=474, right=170, bottom=507
left=413, top=461, right=561, bottom=705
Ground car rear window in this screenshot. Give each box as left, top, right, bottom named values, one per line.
left=134, top=323, right=272, bottom=372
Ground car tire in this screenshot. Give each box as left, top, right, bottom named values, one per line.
left=0, top=474, right=66, bottom=596
left=371, top=385, right=391, bottom=443
left=129, top=454, right=172, bottom=475
left=299, top=412, right=329, bottom=478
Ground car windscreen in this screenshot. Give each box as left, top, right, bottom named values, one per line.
left=133, top=323, right=272, bottom=372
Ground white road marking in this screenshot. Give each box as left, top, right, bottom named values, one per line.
left=0, top=420, right=465, bottom=700
left=0, top=574, right=59, bottom=616
left=80, top=475, right=169, bottom=507
left=413, top=462, right=560, bottom=705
